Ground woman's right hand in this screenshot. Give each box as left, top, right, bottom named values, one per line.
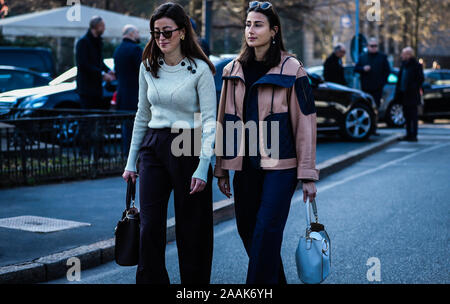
left=218, top=176, right=232, bottom=198
left=122, top=170, right=137, bottom=184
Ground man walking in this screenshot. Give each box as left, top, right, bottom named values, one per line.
left=394, top=47, right=424, bottom=142
left=354, top=37, right=391, bottom=108
left=113, top=24, right=143, bottom=156
left=323, top=43, right=347, bottom=86
left=75, top=16, right=115, bottom=110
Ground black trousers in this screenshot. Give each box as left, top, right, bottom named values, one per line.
left=136, top=128, right=213, bottom=284
left=403, top=103, right=418, bottom=139
left=364, top=88, right=383, bottom=108
left=233, top=158, right=298, bottom=284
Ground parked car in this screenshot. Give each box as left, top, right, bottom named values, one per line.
left=306, top=64, right=398, bottom=125
left=216, top=57, right=378, bottom=141
left=0, top=65, right=52, bottom=93
left=0, top=47, right=57, bottom=78
left=0, top=58, right=116, bottom=118
left=384, top=69, right=450, bottom=126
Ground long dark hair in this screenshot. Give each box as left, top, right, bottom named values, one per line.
left=142, top=2, right=215, bottom=78
left=238, top=2, right=288, bottom=68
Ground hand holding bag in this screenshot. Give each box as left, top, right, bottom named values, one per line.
left=295, top=198, right=331, bottom=284
left=114, top=179, right=140, bottom=266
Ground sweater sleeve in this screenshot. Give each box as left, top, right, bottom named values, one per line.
left=191, top=65, right=217, bottom=182
left=124, top=63, right=152, bottom=172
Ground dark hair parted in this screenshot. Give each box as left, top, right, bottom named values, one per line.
left=142, top=2, right=215, bottom=78
left=238, top=2, right=288, bottom=69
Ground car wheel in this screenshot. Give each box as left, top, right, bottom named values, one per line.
left=386, top=102, right=405, bottom=128
left=53, top=117, right=79, bottom=146
left=341, top=103, right=374, bottom=141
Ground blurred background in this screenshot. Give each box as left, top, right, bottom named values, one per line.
left=1, top=0, right=449, bottom=75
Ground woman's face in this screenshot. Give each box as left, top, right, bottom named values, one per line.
left=245, top=11, right=276, bottom=48
left=153, top=17, right=185, bottom=55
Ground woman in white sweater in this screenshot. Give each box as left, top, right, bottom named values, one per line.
left=122, top=2, right=217, bottom=284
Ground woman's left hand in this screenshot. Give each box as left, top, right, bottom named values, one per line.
left=302, top=181, right=317, bottom=203
left=190, top=177, right=206, bottom=195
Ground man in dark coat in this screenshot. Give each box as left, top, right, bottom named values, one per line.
left=323, top=43, right=347, bottom=85
left=75, top=16, right=114, bottom=110
left=394, top=47, right=424, bottom=142
left=113, top=24, right=143, bottom=156
left=354, top=37, right=391, bottom=108
left=113, top=25, right=142, bottom=112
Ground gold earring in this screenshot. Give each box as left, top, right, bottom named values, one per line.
left=181, top=34, right=185, bottom=40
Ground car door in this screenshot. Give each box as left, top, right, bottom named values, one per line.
left=422, top=71, right=445, bottom=115
left=438, top=71, right=450, bottom=114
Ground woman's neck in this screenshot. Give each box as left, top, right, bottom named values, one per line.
left=254, top=43, right=270, bottom=61
left=163, top=49, right=184, bottom=66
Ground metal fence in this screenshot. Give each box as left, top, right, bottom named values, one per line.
left=0, top=109, right=135, bottom=188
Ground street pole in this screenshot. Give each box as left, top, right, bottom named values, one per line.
left=354, top=0, right=360, bottom=88
left=202, top=0, right=212, bottom=49
left=355, top=0, right=359, bottom=63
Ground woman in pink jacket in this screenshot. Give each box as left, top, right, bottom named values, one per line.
left=215, top=1, right=319, bottom=284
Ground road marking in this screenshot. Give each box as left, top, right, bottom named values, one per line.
left=313, top=142, right=450, bottom=195
left=385, top=148, right=418, bottom=153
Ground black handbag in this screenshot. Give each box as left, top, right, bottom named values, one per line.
left=114, top=179, right=140, bottom=266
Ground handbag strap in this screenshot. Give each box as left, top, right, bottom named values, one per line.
left=126, top=179, right=136, bottom=210
left=305, top=198, right=319, bottom=232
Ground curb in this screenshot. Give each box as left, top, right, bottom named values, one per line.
left=0, top=133, right=402, bottom=284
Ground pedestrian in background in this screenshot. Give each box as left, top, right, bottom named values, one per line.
left=75, top=16, right=115, bottom=158
left=323, top=43, right=347, bottom=85
left=395, top=47, right=424, bottom=142
left=215, top=1, right=319, bottom=284
left=76, top=16, right=115, bottom=110
left=354, top=37, right=390, bottom=108
left=0, top=0, right=9, bottom=18
left=113, top=24, right=143, bottom=156
left=122, top=2, right=217, bottom=284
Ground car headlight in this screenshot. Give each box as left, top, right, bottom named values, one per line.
left=19, top=96, right=49, bottom=109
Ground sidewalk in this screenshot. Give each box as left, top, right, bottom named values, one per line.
left=0, top=130, right=402, bottom=283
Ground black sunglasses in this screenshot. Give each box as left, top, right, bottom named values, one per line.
left=249, top=1, right=272, bottom=10
left=368, top=44, right=378, bottom=47
left=151, top=28, right=181, bottom=39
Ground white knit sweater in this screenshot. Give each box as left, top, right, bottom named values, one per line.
left=125, top=57, right=217, bottom=182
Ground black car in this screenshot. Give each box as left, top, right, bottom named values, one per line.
left=381, top=69, right=450, bottom=127
left=306, top=64, right=399, bottom=126
left=0, top=58, right=116, bottom=118
left=0, top=65, right=52, bottom=94
left=215, top=57, right=378, bottom=141
left=0, top=47, right=57, bottom=78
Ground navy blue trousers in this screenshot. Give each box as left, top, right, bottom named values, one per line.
left=233, top=158, right=298, bottom=284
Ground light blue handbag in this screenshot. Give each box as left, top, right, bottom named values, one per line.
left=295, top=198, right=331, bottom=284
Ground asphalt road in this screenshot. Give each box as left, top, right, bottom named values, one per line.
left=0, top=130, right=395, bottom=267
left=47, top=125, right=450, bottom=284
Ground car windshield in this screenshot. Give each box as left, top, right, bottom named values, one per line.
left=49, top=58, right=115, bottom=86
